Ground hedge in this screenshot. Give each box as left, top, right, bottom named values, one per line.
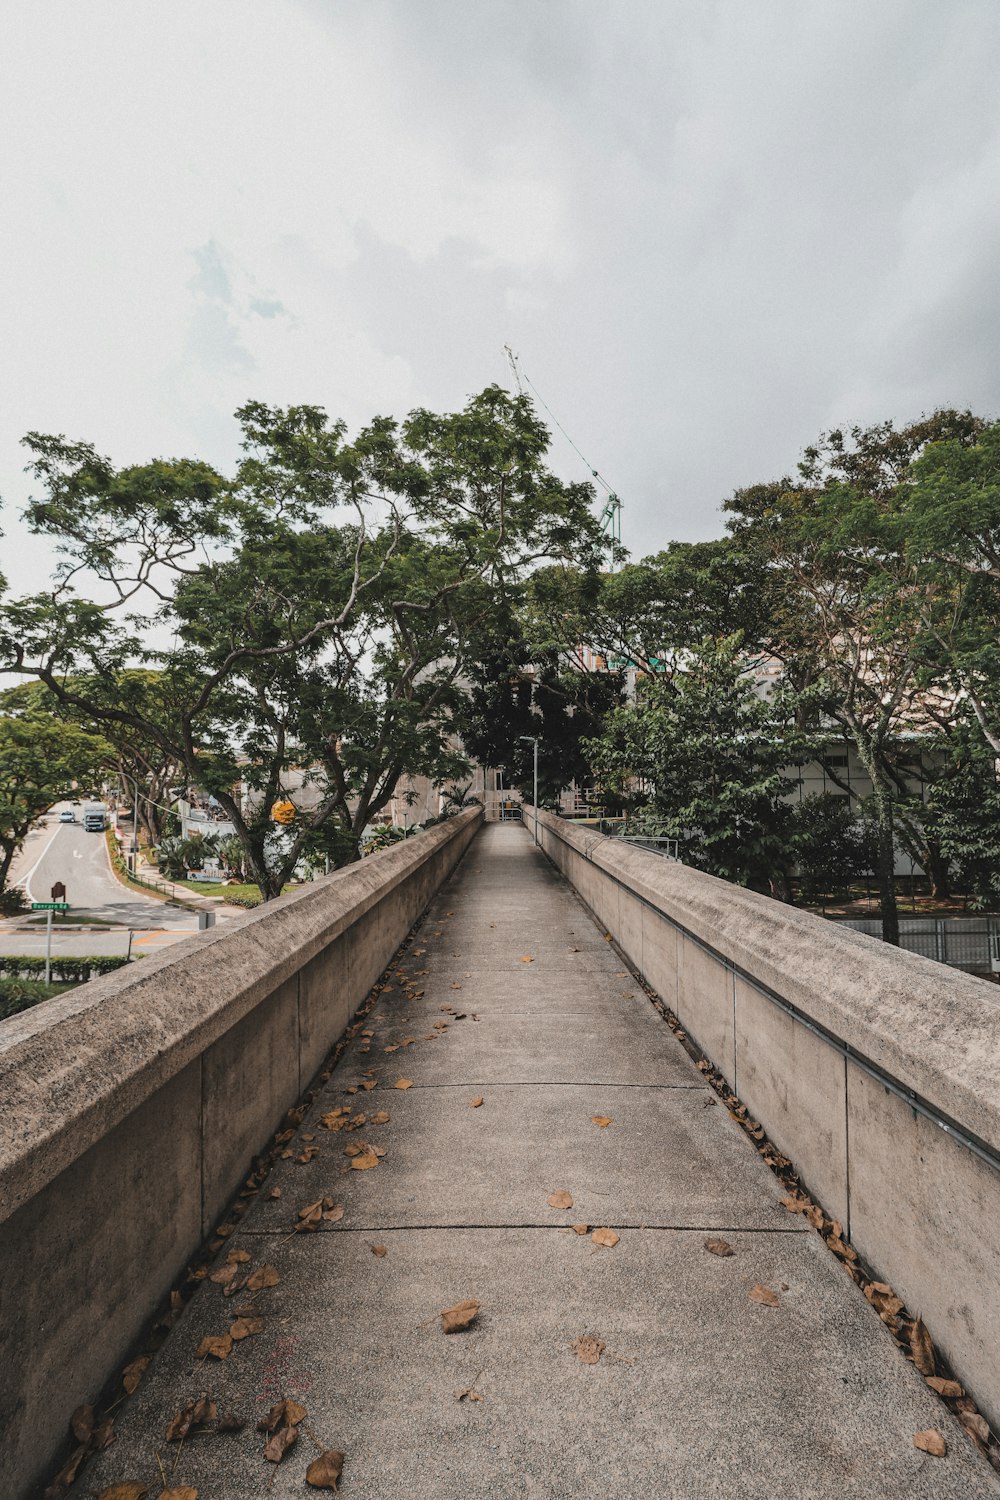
left=0, top=978, right=73, bottom=1021
left=0, top=955, right=132, bottom=984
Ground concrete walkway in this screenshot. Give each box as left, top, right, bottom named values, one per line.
left=70, top=825, right=998, bottom=1499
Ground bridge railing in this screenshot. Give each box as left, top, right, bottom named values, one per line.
left=0, top=808, right=481, bottom=1500
left=524, top=805, right=1000, bottom=1431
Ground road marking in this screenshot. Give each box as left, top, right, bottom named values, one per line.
left=21, top=826, right=63, bottom=903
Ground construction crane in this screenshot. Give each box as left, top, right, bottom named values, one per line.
left=504, top=344, right=524, bottom=395
left=502, top=345, right=623, bottom=568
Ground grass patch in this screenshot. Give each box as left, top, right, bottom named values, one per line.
left=175, top=879, right=296, bottom=906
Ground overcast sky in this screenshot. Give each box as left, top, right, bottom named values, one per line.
left=3, top=0, right=1000, bottom=595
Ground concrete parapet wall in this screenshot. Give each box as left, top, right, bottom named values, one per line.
left=525, top=808, right=1000, bottom=1427
left=0, top=808, right=481, bottom=1499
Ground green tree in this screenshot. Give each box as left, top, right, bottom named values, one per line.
left=584, top=636, right=811, bottom=892
left=0, top=708, right=108, bottom=900
left=0, top=388, right=605, bottom=898
left=723, top=413, right=982, bottom=942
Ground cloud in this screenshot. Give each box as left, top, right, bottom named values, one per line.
left=2, top=0, right=1000, bottom=596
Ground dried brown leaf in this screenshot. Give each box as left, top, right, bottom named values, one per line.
left=306, top=1449, right=346, bottom=1489
left=910, top=1317, right=936, bottom=1376
left=351, top=1149, right=380, bottom=1170
left=749, top=1284, right=779, bottom=1308
left=703, top=1238, right=735, bottom=1258
left=246, top=1264, right=281, bottom=1290
left=913, top=1428, right=947, bottom=1457
left=97, top=1487, right=148, bottom=1500
left=156, top=1489, right=198, bottom=1499
left=571, top=1335, right=605, bottom=1365
left=264, top=1424, right=299, bottom=1463
left=208, top=1262, right=239, bottom=1287
left=257, top=1399, right=308, bottom=1433
left=230, top=1316, right=265, bottom=1340
left=371, top=1244, right=388, bottom=1257
left=591, top=1227, right=620, bottom=1249
left=195, top=1333, right=232, bottom=1360
left=456, top=1388, right=483, bottom=1402
left=519, top=954, right=534, bottom=963
left=322, top=1204, right=345, bottom=1223
left=590, top=1115, right=612, bottom=1128
left=440, top=1298, right=481, bottom=1333
left=371, top=1110, right=391, bottom=1124
left=70, top=1404, right=94, bottom=1443
left=122, top=1355, right=150, bottom=1394
left=227, top=1248, right=251, bottom=1264
left=468, top=1096, right=484, bottom=1108
left=926, top=1376, right=963, bottom=1398
left=572, top=1223, right=589, bottom=1235
left=394, top=1078, right=413, bottom=1090
left=959, top=1410, right=990, bottom=1445
left=547, top=1190, right=573, bottom=1209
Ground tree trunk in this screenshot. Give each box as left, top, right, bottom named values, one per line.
left=873, top=790, right=900, bottom=946
left=925, top=840, right=952, bottom=902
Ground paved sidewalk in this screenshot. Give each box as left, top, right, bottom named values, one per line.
left=69, top=825, right=998, bottom=1498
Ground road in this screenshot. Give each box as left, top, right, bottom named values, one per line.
left=2, top=801, right=215, bottom=954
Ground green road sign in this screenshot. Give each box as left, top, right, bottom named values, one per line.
left=31, top=901, right=69, bottom=911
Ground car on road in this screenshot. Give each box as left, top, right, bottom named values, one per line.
left=59, top=810, right=76, bottom=823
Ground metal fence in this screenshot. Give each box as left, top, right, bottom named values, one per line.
left=837, top=916, right=1000, bottom=974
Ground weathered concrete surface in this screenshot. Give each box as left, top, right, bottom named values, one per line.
left=0, top=808, right=480, bottom=1500
left=67, top=826, right=999, bottom=1499
left=528, top=806, right=1000, bottom=1431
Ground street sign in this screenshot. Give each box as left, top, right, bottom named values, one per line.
left=31, top=901, right=69, bottom=912
left=51, top=881, right=66, bottom=900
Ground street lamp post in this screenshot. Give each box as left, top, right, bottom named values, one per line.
left=519, top=735, right=539, bottom=845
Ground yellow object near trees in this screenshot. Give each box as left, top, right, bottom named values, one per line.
left=271, top=799, right=296, bottom=825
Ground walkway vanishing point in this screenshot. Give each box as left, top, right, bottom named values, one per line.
left=6, top=819, right=1000, bottom=1498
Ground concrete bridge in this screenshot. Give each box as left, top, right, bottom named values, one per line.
left=2, top=810, right=999, bottom=1497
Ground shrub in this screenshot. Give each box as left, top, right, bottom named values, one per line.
left=0, top=955, right=131, bottom=984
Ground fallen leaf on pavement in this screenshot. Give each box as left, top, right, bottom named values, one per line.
left=71, top=1404, right=94, bottom=1443
left=591, top=1227, right=619, bottom=1249
left=372, top=1244, right=388, bottom=1257
left=519, top=954, right=534, bottom=963
left=572, top=1224, right=589, bottom=1235
left=469, top=1096, right=484, bottom=1108
left=97, top=1487, right=148, bottom=1500
left=323, top=1203, right=345, bottom=1223
left=909, top=1317, right=936, bottom=1376
left=547, top=1190, right=573, bottom=1209
left=704, top=1238, right=735, bottom=1257
left=394, top=1078, right=413, bottom=1090
left=456, top=1388, right=483, bottom=1402
left=571, top=1335, right=605, bottom=1365
left=195, top=1334, right=232, bottom=1360
left=209, top=1262, right=239, bottom=1288
left=122, top=1356, right=150, bottom=1393
left=227, top=1248, right=251, bottom=1264
left=246, top=1264, right=281, bottom=1290
left=306, top=1450, right=346, bottom=1489
left=371, top=1110, right=391, bottom=1124
left=959, top=1410, right=990, bottom=1444
left=156, top=1489, right=198, bottom=1499
left=258, top=1400, right=307, bottom=1433
left=264, top=1425, right=298, bottom=1463
left=441, top=1299, right=481, bottom=1333
left=591, top=1116, right=612, bottom=1128
left=926, top=1376, right=963, bottom=1398
left=749, top=1285, right=779, bottom=1308
left=230, top=1317, right=265, bottom=1340
left=351, top=1149, right=380, bottom=1170
left=913, top=1428, right=947, bottom=1457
